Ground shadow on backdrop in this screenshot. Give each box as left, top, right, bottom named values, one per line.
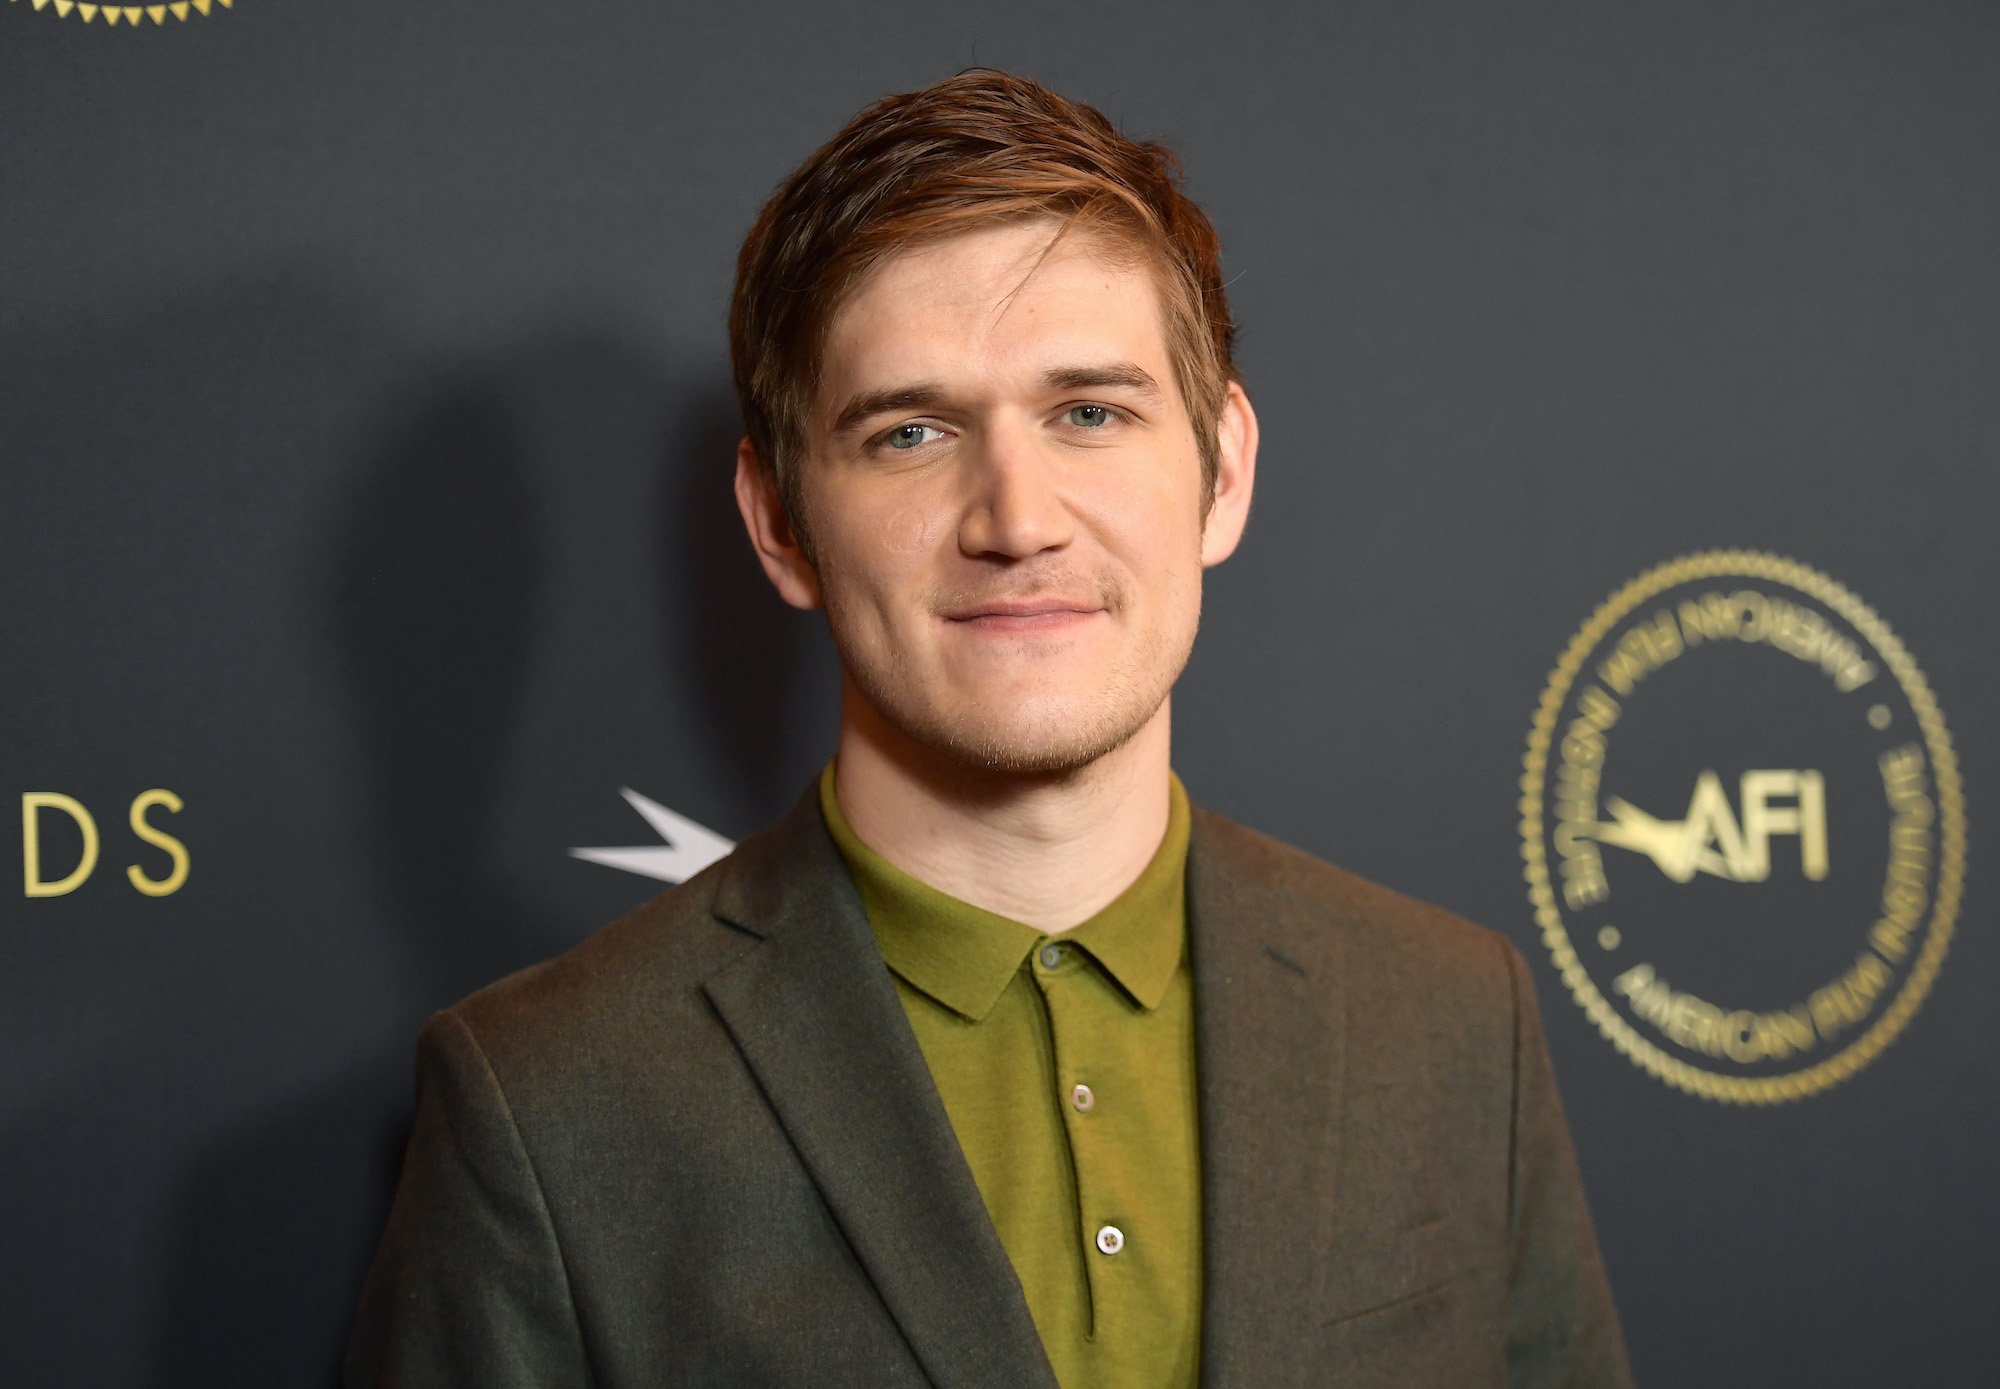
left=157, top=348, right=562, bottom=1387
left=663, top=379, right=818, bottom=815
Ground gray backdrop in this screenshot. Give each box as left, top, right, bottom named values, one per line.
left=4, top=1, right=1994, bottom=1384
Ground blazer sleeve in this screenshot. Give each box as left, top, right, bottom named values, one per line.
left=1501, top=942, right=1636, bottom=1389
left=344, top=1009, right=592, bottom=1388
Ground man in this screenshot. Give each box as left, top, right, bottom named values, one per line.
left=348, top=71, right=1632, bottom=1387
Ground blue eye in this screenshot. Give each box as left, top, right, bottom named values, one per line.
left=1067, top=405, right=1111, bottom=428
left=885, top=423, right=940, bottom=450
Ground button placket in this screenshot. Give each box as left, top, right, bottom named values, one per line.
left=1034, top=942, right=1121, bottom=1324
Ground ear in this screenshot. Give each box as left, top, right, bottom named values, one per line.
left=733, top=437, right=823, bottom=610
left=1199, top=380, right=1259, bottom=567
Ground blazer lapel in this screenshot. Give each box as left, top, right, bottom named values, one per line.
left=700, top=788, right=1058, bottom=1389
left=1188, top=808, right=1349, bottom=1385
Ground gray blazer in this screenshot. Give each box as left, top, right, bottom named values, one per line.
left=346, top=785, right=1633, bottom=1387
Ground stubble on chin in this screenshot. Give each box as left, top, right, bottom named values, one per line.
left=879, top=672, right=1161, bottom=776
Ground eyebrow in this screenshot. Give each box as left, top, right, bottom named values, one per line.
left=830, top=384, right=950, bottom=438
left=827, top=362, right=1168, bottom=438
left=1039, top=362, right=1166, bottom=401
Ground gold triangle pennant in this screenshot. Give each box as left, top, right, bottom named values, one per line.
left=16, top=0, right=245, bottom=31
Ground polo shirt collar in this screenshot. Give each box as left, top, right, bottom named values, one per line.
left=818, top=762, right=1191, bottom=1021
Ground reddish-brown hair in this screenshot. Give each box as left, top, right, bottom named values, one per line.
left=730, top=70, right=1239, bottom=539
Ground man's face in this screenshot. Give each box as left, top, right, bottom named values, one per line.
left=742, top=220, right=1254, bottom=775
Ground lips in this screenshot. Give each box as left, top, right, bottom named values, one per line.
left=945, top=598, right=1100, bottom=620
left=942, top=596, right=1104, bottom=632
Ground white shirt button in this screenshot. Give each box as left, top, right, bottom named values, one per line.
left=1038, top=944, right=1063, bottom=969
left=1095, top=1224, right=1125, bottom=1256
left=1071, top=1083, right=1095, bottom=1113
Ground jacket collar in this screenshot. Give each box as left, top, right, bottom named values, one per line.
left=1186, top=806, right=1350, bottom=1384
left=701, top=784, right=1058, bottom=1389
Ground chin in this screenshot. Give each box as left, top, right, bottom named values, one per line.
left=881, top=685, right=1168, bottom=777
left=949, top=724, right=1137, bottom=776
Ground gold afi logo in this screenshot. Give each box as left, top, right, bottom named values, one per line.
left=1522, top=551, right=1964, bottom=1104
left=9, top=0, right=233, bottom=25
left=1594, top=769, right=1828, bottom=884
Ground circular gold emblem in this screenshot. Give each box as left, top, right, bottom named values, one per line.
left=9, top=0, right=234, bottom=25
left=1521, top=551, right=1964, bottom=1103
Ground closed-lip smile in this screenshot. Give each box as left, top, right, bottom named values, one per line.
left=943, top=597, right=1103, bottom=629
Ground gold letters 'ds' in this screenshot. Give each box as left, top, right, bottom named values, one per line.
left=21, top=790, right=189, bottom=898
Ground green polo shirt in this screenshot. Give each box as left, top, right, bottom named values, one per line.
left=819, top=763, right=1201, bottom=1389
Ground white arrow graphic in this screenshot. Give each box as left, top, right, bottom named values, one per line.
left=570, top=789, right=735, bottom=885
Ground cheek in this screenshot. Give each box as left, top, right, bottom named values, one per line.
left=1075, top=474, right=1207, bottom=574
left=815, top=482, right=950, bottom=612
left=879, top=493, right=950, bottom=560
left=849, top=470, right=962, bottom=571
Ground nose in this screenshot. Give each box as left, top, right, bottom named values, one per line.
left=956, top=420, right=1075, bottom=560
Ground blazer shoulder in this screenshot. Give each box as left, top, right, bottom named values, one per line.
left=433, top=781, right=841, bottom=1081
left=1190, top=805, right=1522, bottom=1002
left=441, top=848, right=755, bottom=1070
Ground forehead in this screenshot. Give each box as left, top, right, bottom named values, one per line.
left=816, top=221, right=1173, bottom=404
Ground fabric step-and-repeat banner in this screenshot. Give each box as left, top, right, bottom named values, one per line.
left=4, top=2, right=1993, bottom=1384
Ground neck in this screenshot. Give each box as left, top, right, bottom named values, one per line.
left=830, top=678, right=1174, bottom=933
